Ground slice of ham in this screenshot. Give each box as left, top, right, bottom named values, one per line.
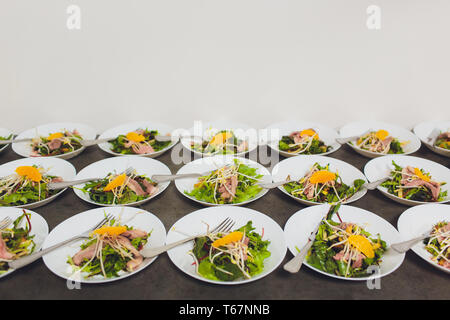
left=437, top=132, right=450, bottom=140
left=140, top=178, right=158, bottom=196
left=400, top=166, right=441, bottom=201
left=117, top=236, right=143, bottom=271
left=0, top=237, right=14, bottom=260
left=131, top=143, right=154, bottom=154
left=122, top=229, right=148, bottom=240
left=72, top=244, right=98, bottom=266
left=218, top=175, right=239, bottom=200
left=126, top=179, right=147, bottom=196
left=48, top=139, right=62, bottom=151
left=51, top=177, right=64, bottom=183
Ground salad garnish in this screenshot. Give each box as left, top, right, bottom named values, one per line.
left=190, top=130, right=248, bottom=155
left=190, top=220, right=270, bottom=281
left=0, top=166, right=62, bottom=206
left=423, top=221, right=449, bottom=269
left=279, top=129, right=331, bottom=154
left=0, top=134, right=13, bottom=144
left=435, top=131, right=450, bottom=150
left=31, top=130, right=82, bottom=156
left=0, top=210, right=36, bottom=274
left=108, top=129, right=171, bottom=155
left=67, top=217, right=150, bottom=278
left=306, top=204, right=387, bottom=278
left=81, top=170, right=158, bottom=205
left=380, top=161, right=447, bottom=202
left=283, top=163, right=365, bottom=204
left=185, top=159, right=263, bottom=204
left=353, top=130, right=406, bottom=154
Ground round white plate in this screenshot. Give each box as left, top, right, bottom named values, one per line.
left=339, top=121, right=421, bottom=158
left=73, top=156, right=171, bottom=207
left=42, top=206, right=166, bottom=284
left=0, top=157, right=76, bottom=209
left=413, top=121, right=450, bottom=158
left=175, top=155, right=271, bottom=206
left=397, top=203, right=450, bottom=274
left=364, top=155, right=450, bottom=206
left=0, top=207, right=49, bottom=279
left=12, top=122, right=97, bottom=159
left=271, top=155, right=367, bottom=206
left=0, top=127, right=13, bottom=154
left=166, top=206, right=287, bottom=285
left=97, top=121, right=177, bottom=158
left=265, top=120, right=341, bottom=157
left=180, top=120, right=258, bottom=157
left=284, top=204, right=405, bottom=281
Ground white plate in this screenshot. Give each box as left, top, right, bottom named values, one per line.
left=271, top=155, right=368, bottom=206
left=73, top=156, right=171, bottom=207
left=0, top=128, right=13, bottom=155
left=180, top=120, right=258, bottom=157
left=0, top=207, right=49, bottom=279
left=0, top=157, right=76, bottom=209
left=339, top=121, right=421, bottom=158
left=397, top=203, right=450, bottom=274
left=42, top=206, right=166, bottom=284
left=12, top=122, right=97, bottom=159
left=364, top=155, right=450, bottom=206
left=175, top=155, right=271, bottom=206
left=166, top=206, right=287, bottom=285
left=265, top=120, right=341, bottom=157
left=413, top=121, right=450, bottom=158
left=97, top=121, right=177, bottom=158
left=284, top=204, right=405, bottom=281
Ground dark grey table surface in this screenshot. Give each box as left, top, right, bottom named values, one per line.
left=0, top=143, right=449, bottom=300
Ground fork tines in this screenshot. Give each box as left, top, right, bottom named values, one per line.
left=91, top=213, right=115, bottom=231
left=210, top=217, right=235, bottom=234
left=0, top=216, right=12, bottom=230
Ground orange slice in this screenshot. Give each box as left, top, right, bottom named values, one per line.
left=15, top=166, right=42, bottom=182
left=126, top=132, right=146, bottom=143
left=209, top=132, right=233, bottom=146
left=375, top=130, right=389, bottom=141
left=414, top=167, right=430, bottom=182
left=47, top=132, right=64, bottom=140
left=300, top=129, right=319, bottom=139
left=212, top=231, right=244, bottom=248
left=103, top=174, right=127, bottom=191
left=93, top=225, right=127, bottom=236
left=309, top=170, right=336, bottom=184
left=348, top=234, right=375, bottom=258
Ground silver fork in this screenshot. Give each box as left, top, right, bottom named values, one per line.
left=47, top=167, right=135, bottom=190
left=140, top=217, right=236, bottom=259
left=0, top=216, right=12, bottom=230
left=336, top=129, right=371, bottom=145
left=8, top=213, right=114, bottom=270
left=390, top=229, right=433, bottom=253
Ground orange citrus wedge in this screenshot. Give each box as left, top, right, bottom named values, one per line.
left=309, top=170, right=336, bottom=184
left=414, top=167, right=430, bottom=182
left=93, top=225, right=127, bottom=236
left=103, top=174, right=127, bottom=191
left=348, top=234, right=375, bottom=258
left=15, top=166, right=42, bottom=182
left=375, top=130, right=389, bottom=141
left=300, top=129, right=319, bottom=139
left=212, top=231, right=244, bottom=248
left=47, top=132, right=64, bottom=140
left=209, top=132, right=233, bottom=146
left=126, top=132, right=146, bottom=143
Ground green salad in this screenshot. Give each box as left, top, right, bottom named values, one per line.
left=81, top=171, right=158, bottom=205
left=108, top=129, right=171, bottom=155
left=380, top=161, right=447, bottom=202
left=0, top=165, right=61, bottom=207
left=31, top=130, right=83, bottom=156
left=283, top=163, right=365, bottom=204
left=352, top=130, right=405, bottom=154
left=305, top=204, right=387, bottom=278
left=423, top=221, right=449, bottom=270
left=67, top=219, right=150, bottom=278
left=0, top=134, right=13, bottom=147
left=279, top=129, right=330, bottom=154
left=191, top=130, right=248, bottom=155
left=435, top=131, right=450, bottom=150
left=185, top=159, right=263, bottom=204
left=191, top=221, right=270, bottom=281
left=0, top=211, right=36, bottom=273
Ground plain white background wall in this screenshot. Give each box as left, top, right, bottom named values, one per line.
left=1, top=1, right=449, bottom=134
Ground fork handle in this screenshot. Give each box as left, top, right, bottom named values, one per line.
left=140, top=235, right=198, bottom=258
left=0, top=138, right=32, bottom=145
left=390, top=234, right=429, bottom=253
left=283, top=240, right=314, bottom=273
left=151, top=173, right=202, bottom=183
left=364, top=176, right=390, bottom=190
left=80, top=138, right=112, bottom=147
left=48, top=178, right=101, bottom=190
left=8, top=235, right=84, bottom=270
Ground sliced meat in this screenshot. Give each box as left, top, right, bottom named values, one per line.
left=289, top=131, right=305, bottom=144
left=401, top=166, right=416, bottom=183
left=0, top=237, right=14, bottom=260
left=237, top=141, right=248, bottom=153
left=117, top=236, right=143, bottom=271
left=352, top=253, right=365, bottom=269
left=218, top=175, right=239, bottom=200
left=47, top=139, right=62, bottom=151
left=51, top=177, right=63, bottom=183
left=122, top=229, right=148, bottom=240
left=304, top=183, right=315, bottom=200
left=72, top=244, right=97, bottom=266
left=402, top=179, right=441, bottom=201
left=437, top=132, right=450, bottom=140
left=132, top=143, right=154, bottom=154
left=140, top=179, right=158, bottom=196
left=126, top=179, right=147, bottom=196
